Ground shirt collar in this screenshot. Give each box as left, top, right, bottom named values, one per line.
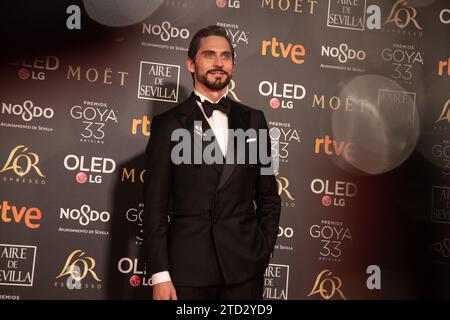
left=194, top=89, right=228, bottom=104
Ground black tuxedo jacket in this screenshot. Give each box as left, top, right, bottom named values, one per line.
left=143, top=93, right=281, bottom=286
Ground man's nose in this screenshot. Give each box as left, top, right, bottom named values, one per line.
left=213, top=55, right=224, bottom=67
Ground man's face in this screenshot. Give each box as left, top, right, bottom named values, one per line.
left=187, top=35, right=234, bottom=90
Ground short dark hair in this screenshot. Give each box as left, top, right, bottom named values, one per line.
left=188, top=25, right=235, bottom=63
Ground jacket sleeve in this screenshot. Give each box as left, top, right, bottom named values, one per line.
left=254, top=110, right=281, bottom=256
left=143, top=114, right=173, bottom=275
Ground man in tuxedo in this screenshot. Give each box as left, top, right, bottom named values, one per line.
left=143, top=25, right=281, bottom=300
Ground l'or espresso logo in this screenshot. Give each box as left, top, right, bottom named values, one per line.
left=1, top=100, right=55, bottom=133
left=269, top=121, right=301, bottom=164
left=55, top=250, right=101, bottom=290
left=434, top=99, right=450, bottom=132
left=275, top=172, right=296, bottom=208
left=308, top=269, right=347, bottom=300
left=431, top=140, right=450, bottom=178
left=312, top=93, right=370, bottom=113
left=431, top=186, right=450, bottom=224
left=64, top=155, right=116, bottom=184
left=261, top=37, right=306, bottom=64
left=259, top=81, right=306, bottom=110
left=66, top=65, right=128, bottom=86
left=381, top=43, right=423, bottom=84
left=0, top=244, right=36, bottom=286
left=378, top=89, right=416, bottom=129
left=383, top=0, right=422, bottom=36
left=118, top=257, right=151, bottom=287
left=320, top=43, right=366, bottom=73
left=314, top=135, right=355, bottom=160
left=309, top=220, right=352, bottom=262
left=228, top=79, right=241, bottom=102
left=122, top=167, right=145, bottom=184
left=263, top=264, right=289, bottom=300
left=138, top=61, right=180, bottom=103
left=126, top=203, right=144, bottom=246
left=0, top=145, right=46, bottom=185
left=0, top=200, right=42, bottom=229
left=260, top=0, right=318, bottom=14
left=9, top=56, right=59, bottom=81
left=70, top=101, right=118, bottom=144
left=310, top=178, right=357, bottom=207
left=132, top=115, right=151, bottom=137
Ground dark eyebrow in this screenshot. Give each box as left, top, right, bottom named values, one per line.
left=201, top=50, right=232, bottom=55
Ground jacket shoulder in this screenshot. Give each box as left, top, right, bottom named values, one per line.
left=231, top=99, right=266, bottom=122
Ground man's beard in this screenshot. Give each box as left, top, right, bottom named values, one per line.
left=196, top=68, right=232, bottom=90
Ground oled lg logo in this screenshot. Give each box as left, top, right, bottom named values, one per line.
left=259, top=81, right=306, bottom=110
left=63, top=155, right=116, bottom=184
left=117, top=257, right=151, bottom=287
left=216, top=0, right=240, bottom=9
left=9, top=56, right=60, bottom=81
left=310, top=178, right=357, bottom=207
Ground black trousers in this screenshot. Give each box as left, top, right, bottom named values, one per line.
left=175, top=273, right=265, bottom=300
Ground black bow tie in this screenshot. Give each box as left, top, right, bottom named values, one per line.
left=196, top=96, right=231, bottom=118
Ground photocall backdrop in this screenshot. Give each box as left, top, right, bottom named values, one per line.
left=0, top=0, right=449, bottom=300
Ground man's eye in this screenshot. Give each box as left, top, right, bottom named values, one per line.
left=205, top=53, right=213, bottom=58
left=222, top=54, right=232, bottom=59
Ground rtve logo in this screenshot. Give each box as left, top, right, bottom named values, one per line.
left=438, top=58, right=450, bottom=77
left=131, top=116, right=151, bottom=137
left=0, top=200, right=42, bottom=229
left=261, top=37, right=305, bottom=64
left=314, top=135, right=354, bottom=159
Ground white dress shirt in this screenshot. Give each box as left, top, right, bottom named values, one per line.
left=151, top=89, right=230, bottom=286
left=194, top=89, right=229, bottom=157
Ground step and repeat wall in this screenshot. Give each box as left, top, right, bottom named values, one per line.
left=0, top=0, right=449, bottom=299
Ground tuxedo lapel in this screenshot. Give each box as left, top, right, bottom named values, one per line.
left=216, top=100, right=250, bottom=193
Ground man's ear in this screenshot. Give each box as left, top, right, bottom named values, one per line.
left=186, top=58, right=195, bottom=74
